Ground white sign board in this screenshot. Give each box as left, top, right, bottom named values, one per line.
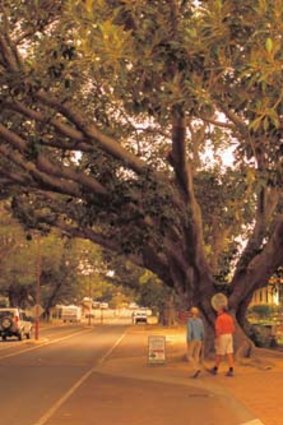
left=148, top=335, right=166, bottom=365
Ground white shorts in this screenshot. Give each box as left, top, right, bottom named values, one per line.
left=215, top=334, right=233, bottom=355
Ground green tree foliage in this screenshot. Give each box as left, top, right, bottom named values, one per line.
left=103, top=252, right=170, bottom=311
left=38, top=234, right=82, bottom=314
left=0, top=1, right=283, bottom=339
left=0, top=204, right=35, bottom=306
left=248, top=304, right=276, bottom=321
left=0, top=205, right=84, bottom=309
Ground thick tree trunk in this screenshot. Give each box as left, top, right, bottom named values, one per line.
left=174, top=272, right=266, bottom=362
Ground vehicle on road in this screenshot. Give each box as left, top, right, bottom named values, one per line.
left=0, top=308, right=33, bottom=341
left=61, top=305, right=82, bottom=323
left=132, top=310, right=148, bottom=324
left=129, top=302, right=139, bottom=310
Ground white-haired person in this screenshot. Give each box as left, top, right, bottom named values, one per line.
left=186, top=306, right=205, bottom=378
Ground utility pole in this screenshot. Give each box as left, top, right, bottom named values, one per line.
left=34, top=235, right=41, bottom=340
left=88, top=277, right=92, bottom=326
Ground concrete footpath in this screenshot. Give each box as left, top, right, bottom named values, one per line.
left=95, top=325, right=283, bottom=425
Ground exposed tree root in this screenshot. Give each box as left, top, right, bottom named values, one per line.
left=235, top=340, right=275, bottom=370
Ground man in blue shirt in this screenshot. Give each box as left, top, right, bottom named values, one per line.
left=186, top=307, right=205, bottom=378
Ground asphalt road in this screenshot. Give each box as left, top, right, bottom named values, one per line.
left=0, top=323, right=254, bottom=425
left=0, top=323, right=127, bottom=425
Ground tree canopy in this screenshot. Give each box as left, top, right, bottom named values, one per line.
left=0, top=0, right=282, bottom=329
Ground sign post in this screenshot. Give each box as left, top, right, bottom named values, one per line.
left=35, top=236, right=42, bottom=340
left=148, top=335, right=166, bottom=365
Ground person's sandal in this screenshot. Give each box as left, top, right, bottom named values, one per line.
left=208, top=367, right=217, bottom=375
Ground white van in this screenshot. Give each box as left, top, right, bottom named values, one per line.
left=61, top=305, right=81, bottom=323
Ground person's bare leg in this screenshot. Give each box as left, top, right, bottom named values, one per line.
left=227, top=353, right=234, bottom=368
left=215, top=354, right=221, bottom=368
left=209, top=354, right=221, bottom=375
left=226, top=353, right=234, bottom=376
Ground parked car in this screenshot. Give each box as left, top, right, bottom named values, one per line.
left=0, top=308, right=33, bottom=341
left=132, top=310, right=148, bottom=324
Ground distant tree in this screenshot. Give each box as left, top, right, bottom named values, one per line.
left=248, top=304, right=276, bottom=321
left=38, top=235, right=81, bottom=318
left=29, top=235, right=112, bottom=317
left=0, top=1, right=283, bottom=353
left=103, top=252, right=174, bottom=318
left=0, top=205, right=35, bottom=306
left=0, top=206, right=84, bottom=310
left=0, top=202, right=26, bottom=275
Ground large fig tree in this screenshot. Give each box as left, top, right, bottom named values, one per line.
left=0, top=0, right=282, bottom=349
